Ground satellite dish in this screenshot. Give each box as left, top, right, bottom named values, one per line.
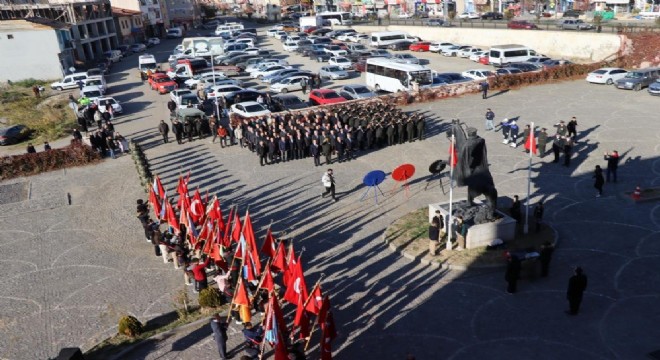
left=429, top=160, right=447, bottom=174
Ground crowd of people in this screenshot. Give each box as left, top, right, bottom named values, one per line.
left=161, top=100, right=428, bottom=167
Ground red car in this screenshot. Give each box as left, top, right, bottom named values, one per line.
left=507, top=20, right=539, bottom=30
left=149, top=73, right=178, bottom=94
left=303, top=26, right=317, bottom=34
left=309, top=89, right=347, bottom=105
left=479, top=56, right=490, bottom=65
left=409, top=42, right=431, bottom=52
left=352, top=60, right=367, bottom=72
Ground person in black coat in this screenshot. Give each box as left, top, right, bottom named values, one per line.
left=310, top=139, right=321, bottom=166
left=604, top=151, right=619, bottom=183
left=505, top=255, right=522, bottom=294
left=322, top=139, right=332, bottom=165
left=158, top=120, right=169, bottom=144
left=184, top=119, right=194, bottom=142
left=510, top=195, right=521, bottom=223
left=593, top=165, right=604, bottom=197
left=278, top=136, right=288, bottom=162
left=552, top=135, right=564, bottom=163
left=566, top=267, right=588, bottom=315
left=173, top=120, right=184, bottom=145
left=563, top=137, right=573, bottom=167
left=26, top=143, right=36, bottom=154
left=539, top=241, right=554, bottom=277
left=428, top=218, right=441, bottom=256
left=335, top=137, right=345, bottom=163
left=257, top=140, right=268, bottom=166
left=268, top=138, right=277, bottom=163
left=210, top=314, right=229, bottom=359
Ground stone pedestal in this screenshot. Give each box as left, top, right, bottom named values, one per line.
left=429, top=201, right=516, bottom=249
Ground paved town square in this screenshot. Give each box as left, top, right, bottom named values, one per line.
left=1, top=23, right=660, bottom=360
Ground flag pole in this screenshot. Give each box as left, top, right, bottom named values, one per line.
left=303, top=278, right=325, bottom=351
left=249, top=259, right=271, bottom=303
left=524, top=121, right=534, bottom=235
left=225, top=276, right=242, bottom=322
left=446, top=132, right=455, bottom=251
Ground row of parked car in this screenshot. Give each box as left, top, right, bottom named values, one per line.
left=586, top=66, right=660, bottom=94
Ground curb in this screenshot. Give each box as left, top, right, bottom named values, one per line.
left=108, top=311, right=227, bottom=360
left=383, top=213, right=560, bottom=271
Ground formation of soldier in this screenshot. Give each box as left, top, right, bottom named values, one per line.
left=226, top=100, right=427, bottom=166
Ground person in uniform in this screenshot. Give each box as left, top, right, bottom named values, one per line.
left=322, top=138, right=332, bottom=165
left=537, top=128, right=548, bottom=158
left=310, top=139, right=321, bottom=166
left=552, top=135, right=564, bottom=163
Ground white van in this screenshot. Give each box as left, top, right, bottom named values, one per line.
left=84, top=76, right=107, bottom=94
left=214, top=22, right=244, bottom=36
left=104, top=50, right=122, bottom=63
left=488, top=44, right=538, bottom=67
left=80, top=85, right=103, bottom=102
left=50, top=72, right=89, bottom=91
left=370, top=31, right=418, bottom=48
left=138, top=54, right=159, bottom=72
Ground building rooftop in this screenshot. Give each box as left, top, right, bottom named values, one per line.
left=0, top=17, right=70, bottom=31
left=111, top=7, right=142, bottom=16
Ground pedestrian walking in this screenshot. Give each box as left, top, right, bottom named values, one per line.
left=210, top=314, right=229, bottom=360
left=539, top=241, right=554, bottom=277
left=604, top=150, right=619, bottom=183
left=566, top=266, right=588, bottom=315
left=505, top=255, right=521, bottom=294
left=509, top=120, right=519, bottom=148
left=321, top=168, right=337, bottom=202
left=563, top=137, right=573, bottom=167
left=173, top=120, right=184, bottom=145
left=480, top=81, right=489, bottom=99
left=593, top=165, right=604, bottom=197
left=567, top=116, right=578, bottom=140
left=537, top=128, right=548, bottom=157
left=533, top=201, right=544, bottom=233
left=158, top=120, right=169, bottom=144
left=499, top=118, right=511, bottom=144
left=485, top=108, right=495, bottom=131
left=301, top=77, right=308, bottom=95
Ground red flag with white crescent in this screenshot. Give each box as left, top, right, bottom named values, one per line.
left=260, top=227, right=277, bottom=258
left=190, top=189, right=205, bottom=224
left=283, top=255, right=308, bottom=305
left=305, top=283, right=324, bottom=315
left=271, top=241, right=286, bottom=274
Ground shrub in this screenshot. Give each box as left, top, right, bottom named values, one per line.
left=118, top=315, right=143, bottom=337
left=198, top=287, right=224, bottom=308
left=12, top=78, right=49, bottom=88
left=0, top=141, right=100, bottom=180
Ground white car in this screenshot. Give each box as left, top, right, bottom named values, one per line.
left=324, top=45, right=348, bottom=57
left=251, top=65, right=292, bottom=79
left=336, top=32, right=356, bottom=41
left=462, top=69, right=494, bottom=80
left=283, top=41, right=299, bottom=52
left=586, top=67, right=629, bottom=85
left=170, top=89, right=192, bottom=103
left=147, top=37, right=161, bottom=46
left=469, top=51, right=488, bottom=62
left=458, top=47, right=482, bottom=58
left=184, top=74, right=228, bottom=89
left=328, top=56, right=352, bottom=70
left=347, top=33, right=369, bottom=43
left=80, top=85, right=103, bottom=102
left=430, top=42, right=456, bottom=53
left=274, top=31, right=288, bottom=40
left=96, top=97, right=123, bottom=114
left=270, top=75, right=309, bottom=93
left=230, top=101, right=271, bottom=117
left=266, top=28, right=279, bottom=37
left=398, top=12, right=413, bottom=19
left=442, top=46, right=466, bottom=57
left=319, top=65, right=349, bottom=80
left=243, top=47, right=261, bottom=55
left=245, top=59, right=289, bottom=73
left=458, top=12, right=480, bottom=19
left=206, top=85, right=244, bottom=99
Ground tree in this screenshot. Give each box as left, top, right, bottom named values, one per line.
left=200, top=4, right=216, bottom=19
left=244, top=4, right=255, bottom=19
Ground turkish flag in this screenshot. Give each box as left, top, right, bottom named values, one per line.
left=242, top=211, right=262, bottom=277
left=234, top=279, right=250, bottom=307
left=152, top=175, right=165, bottom=199
left=283, top=255, right=308, bottom=305
left=525, top=129, right=538, bottom=154
left=260, top=264, right=275, bottom=292
left=260, top=227, right=277, bottom=258
left=294, top=298, right=311, bottom=340
left=271, top=242, right=286, bottom=274
left=320, top=309, right=337, bottom=360
left=148, top=187, right=161, bottom=220
left=449, top=141, right=458, bottom=168
left=283, top=244, right=296, bottom=285
left=231, top=212, right=242, bottom=244
left=190, top=189, right=205, bottom=224
left=165, top=200, right=180, bottom=234
left=305, top=283, right=324, bottom=315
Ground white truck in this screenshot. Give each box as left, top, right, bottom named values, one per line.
left=299, top=16, right=323, bottom=31
left=180, top=37, right=225, bottom=58
left=138, top=54, right=159, bottom=79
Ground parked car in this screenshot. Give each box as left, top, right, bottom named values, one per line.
left=324, top=45, right=348, bottom=57
left=270, top=75, right=309, bottom=93
left=130, top=43, right=147, bottom=53
left=542, top=59, right=573, bottom=69
left=425, top=19, right=445, bottom=26
left=525, top=56, right=552, bottom=65
left=368, top=49, right=392, bottom=58
left=392, top=54, right=420, bottom=64
left=615, top=67, right=660, bottom=90
left=507, top=20, right=539, bottom=30
left=352, top=60, right=367, bottom=72
left=50, top=72, right=89, bottom=91
left=469, top=51, right=488, bottom=62
left=176, top=93, right=200, bottom=109
left=461, top=69, right=494, bottom=80
left=433, top=72, right=472, bottom=84
left=271, top=94, right=309, bottom=111
left=328, top=56, right=353, bottom=70
left=585, top=67, right=628, bottom=85
left=309, top=89, right=347, bottom=105
left=347, top=33, right=369, bottom=43
left=562, top=9, right=584, bottom=18
left=224, top=89, right=265, bottom=106
left=339, top=84, right=377, bottom=100
left=149, top=73, right=178, bottom=94
left=206, top=85, right=245, bottom=99
left=80, top=85, right=103, bottom=102
left=557, top=19, right=594, bottom=30
left=0, top=125, right=30, bottom=145
left=262, top=69, right=303, bottom=83
left=388, top=40, right=414, bottom=51
left=311, top=50, right=332, bottom=62
left=96, top=97, right=123, bottom=114
left=116, top=45, right=133, bottom=56
left=430, top=42, right=456, bottom=53
left=147, top=37, right=161, bottom=46
left=458, top=47, right=482, bottom=58
left=409, top=42, right=431, bottom=52
left=230, top=101, right=271, bottom=118
left=442, top=45, right=471, bottom=57
left=458, top=12, right=480, bottom=19
left=251, top=65, right=293, bottom=79
left=103, top=50, right=122, bottom=63
left=648, top=79, right=660, bottom=95
left=508, top=62, right=543, bottom=72
left=170, top=89, right=192, bottom=103
left=481, top=12, right=503, bottom=20
left=319, top=65, right=349, bottom=80
left=496, top=67, right=523, bottom=75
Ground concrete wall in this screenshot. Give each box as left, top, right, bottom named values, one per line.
left=352, top=25, right=624, bottom=62
left=0, top=29, right=63, bottom=82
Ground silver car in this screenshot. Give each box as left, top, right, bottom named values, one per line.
left=393, top=54, right=420, bottom=64
left=319, top=65, right=349, bottom=80
left=339, top=84, right=377, bottom=100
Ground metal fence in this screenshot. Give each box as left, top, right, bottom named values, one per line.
left=354, top=19, right=660, bottom=34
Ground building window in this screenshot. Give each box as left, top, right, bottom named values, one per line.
left=7, top=34, right=14, bottom=39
